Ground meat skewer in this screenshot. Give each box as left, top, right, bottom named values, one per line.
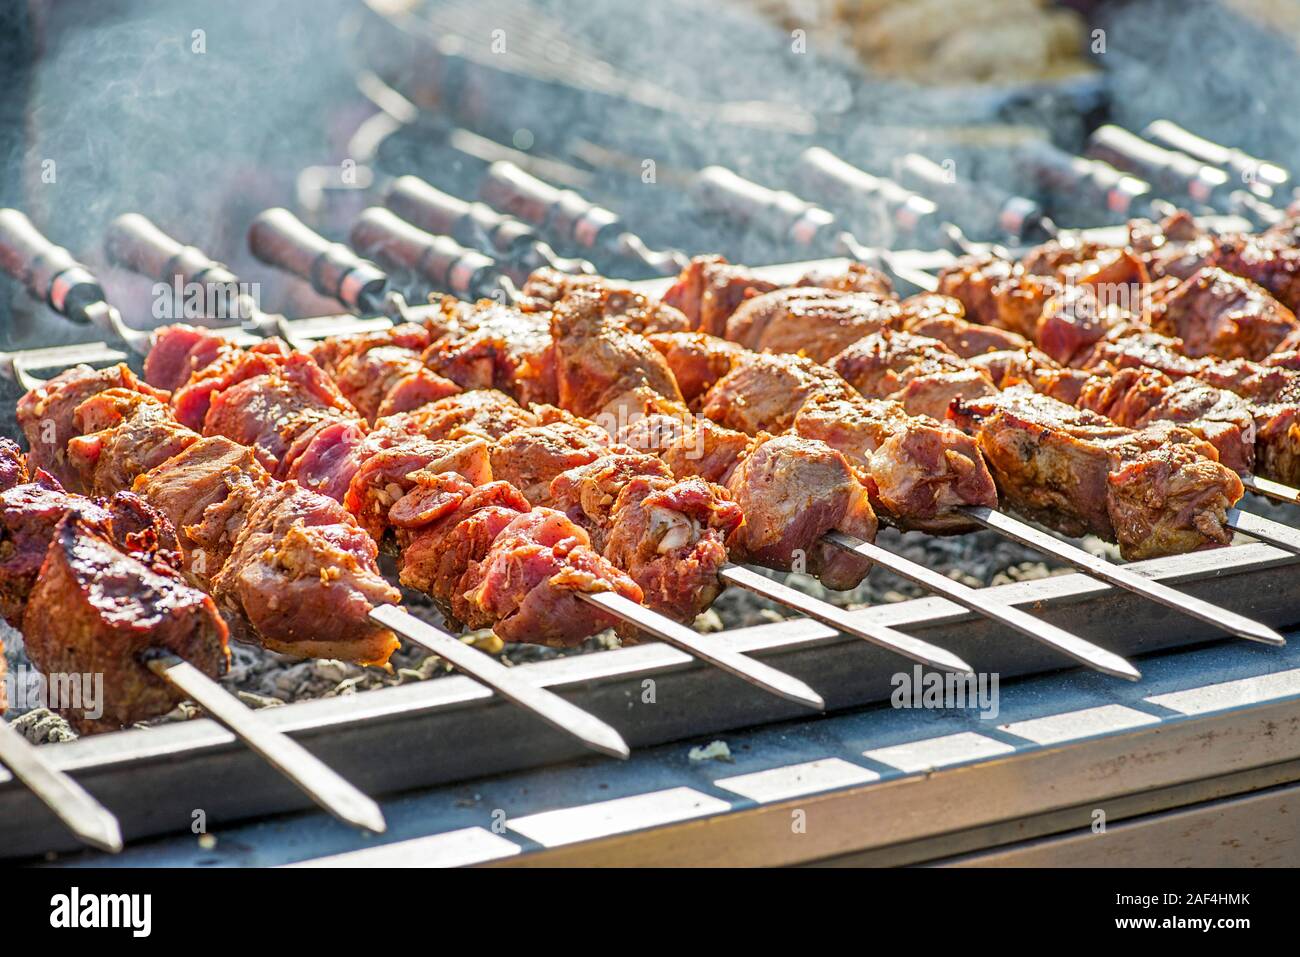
left=650, top=261, right=1285, bottom=647
left=0, top=440, right=384, bottom=837
left=0, top=216, right=633, bottom=760
left=929, top=229, right=1300, bottom=509
left=246, top=211, right=976, bottom=676
left=257, top=202, right=1140, bottom=683
left=54, top=217, right=834, bottom=710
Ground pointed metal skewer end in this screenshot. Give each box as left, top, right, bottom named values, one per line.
left=147, top=654, right=387, bottom=833
left=961, top=505, right=1283, bottom=648
left=577, top=589, right=826, bottom=711
left=369, top=605, right=631, bottom=759
left=0, top=719, right=124, bottom=853
left=822, top=531, right=1146, bottom=679
left=719, top=562, right=975, bottom=676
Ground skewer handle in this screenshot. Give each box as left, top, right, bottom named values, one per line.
left=0, top=209, right=104, bottom=324
left=249, top=207, right=388, bottom=314
left=798, top=146, right=938, bottom=240
left=481, top=161, right=620, bottom=250
left=387, top=175, right=532, bottom=255
left=147, top=654, right=386, bottom=833
left=350, top=207, right=505, bottom=302
left=105, top=213, right=239, bottom=289
left=693, top=165, right=836, bottom=251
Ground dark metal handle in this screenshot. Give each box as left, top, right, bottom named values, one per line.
left=105, top=213, right=238, bottom=288
left=480, top=162, right=618, bottom=250
left=797, top=147, right=937, bottom=239
left=0, top=209, right=103, bottom=324
left=1017, top=140, right=1153, bottom=218
left=693, top=166, right=835, bottom=248
left=249, top=207, right=387, bottom=313
left=1087, top=125, right=1228, bottom=206
left=351, top=208, right=497, bottom=300
left=386, top=175, right=533, bottom=256
left=1143, top=119, right=1290, bottom=190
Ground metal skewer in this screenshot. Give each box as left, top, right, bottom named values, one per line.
left=961, top=506, right=1285, bottom=646
left=385, top=174, right=596, bottom=281
left=718, top=563, right=973, bottom=674
left=1241, top=474, right=1300, bottom=507
left=146, top=654, right=386, bottom=833
left=577, top=591, right=824, bottom=710
left=1226, top=507, right=1300, bottom=556
left=0, top=719, right=123, bottom=853
left=479, top=161, right=688, bottom=276
left=823, top=532, right=1143, bottom=679
left=369, top=606, right=631, bottom=757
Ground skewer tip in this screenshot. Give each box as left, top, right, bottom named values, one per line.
left=76, top=812, right=125, bottom=854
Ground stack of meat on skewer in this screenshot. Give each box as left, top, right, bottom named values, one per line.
left=5, top=205, right=1298, bottom=737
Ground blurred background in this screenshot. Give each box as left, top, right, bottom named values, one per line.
left=2, top=0, right=1299, bottom=345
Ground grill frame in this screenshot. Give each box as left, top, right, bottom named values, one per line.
left=1, top=253, right=1298, bottom=859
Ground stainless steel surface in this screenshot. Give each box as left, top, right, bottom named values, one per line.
left=719, top=563, right=974, bottom=674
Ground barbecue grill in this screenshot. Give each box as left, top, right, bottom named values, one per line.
left=6, top=0, right=1300, bottom=869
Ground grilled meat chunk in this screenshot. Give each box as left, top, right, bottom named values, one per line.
left=1210, top=231, right=1300, bottom=312
left=793, top=394, right=997, bottom=533
left=647, top=331, right=745, bottom=406
left=949, top=385, right=1242, bottom=560
left=521, top=268, right=691, bottom=334
left=616, top=412, right=752, bottom=485
left=24, top=515, right=226, bottom=732
left=935, top=254, right=1055, bottom=338
left=830, top=329, right=998, bottom=419
left=551, top=289, right=685, bottom=425
left=702, top=352, right=857, bottom=435
left=724, top=434, right=877, bottom=590
left=67, top=388, right=199, bottom=496
left=489, top=420, right=612, bottom=507
left=17, top=364, right=170, bottom=491
left=331, top=345, right=461, bottom=423
left=967, top=349, right=1092, bottom=405
left=370, top=389, right=540, bottom=444
left=395, top=476, right=530, bottom=608
left=1147, top=267, right=1299, bottom=361
left=201, top=475, right=401, bottom=664
left=22, top=511, right=229, bottom=733
left=902, top=298, right=1033, bottom=357
left=661, top=255, right=781, bottom=336
left=343, top=436, right=492, bottom=540
left=795, top=262, right=894, bottom=297
left=1077, top=368, right=1257, bottom=475
left=202, top=352, right=360, bottom=478
left=603, top=476, right=743, bottom=623
left=548, top=452, right=675, bottom=551
left=723, top=287, right=900, bottom=363
left=457, top=508, right=643, bottom=647
left=423, top=299, right=557, bottom=406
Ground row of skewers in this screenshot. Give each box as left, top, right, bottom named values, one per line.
left=2, top=166, right=1299, bottom=853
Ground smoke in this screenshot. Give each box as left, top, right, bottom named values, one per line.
left=0, top=0, right=360, bottom=343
